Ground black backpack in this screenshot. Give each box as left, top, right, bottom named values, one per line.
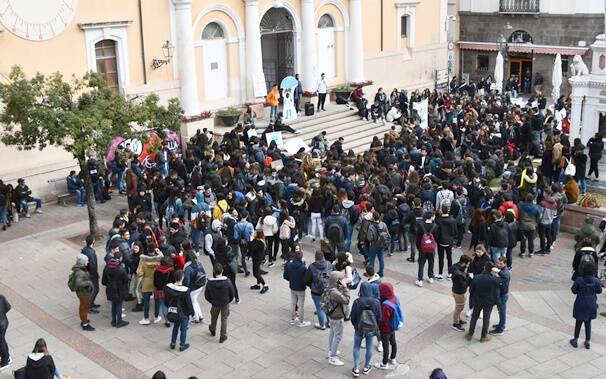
left=327, top=223, right=344, bottom=245
left=356, top=304, right=378, bottom=333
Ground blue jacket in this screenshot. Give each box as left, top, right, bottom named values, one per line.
left=234, top=220, right=254, bottom=244
left=470, top=272, right=500, bottom=307
left=324, top=214, right=348, bottom=239
left=572, top=275, right=602, bottom=321
left=518, top=201, right=540, bottom=218
left=66, top=176, right=82, bottom=192
left=183, top=261, right=205, bottom=289
left=283, top=259, right=307, bottom=291
left=350, top=282, right=381, bottom=335
left=498, top=267, right=511, bottom=296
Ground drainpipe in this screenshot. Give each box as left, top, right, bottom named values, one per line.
left=380, top=0, right=384, bottom=51
left=138, top=0, right=148, bottom=84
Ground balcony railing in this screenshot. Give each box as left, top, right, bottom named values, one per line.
left=499, top=0, right=540, bottom=14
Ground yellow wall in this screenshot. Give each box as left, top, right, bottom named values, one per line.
left=414, top=0, right=441, bottom=47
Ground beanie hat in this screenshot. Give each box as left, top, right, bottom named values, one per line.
left=76, top=253, right=89, bottom=266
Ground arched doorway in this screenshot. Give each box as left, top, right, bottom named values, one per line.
left=317, top=14, right=336, bottom=79
left=260, top=8, right=295, bottom=91
left=201, top=22, right=228, bottom=100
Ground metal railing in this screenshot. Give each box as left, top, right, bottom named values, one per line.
left=499, top=0, right=540, bottom=13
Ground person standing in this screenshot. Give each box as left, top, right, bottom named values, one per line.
left=366, top=212, right=389, bottom=278
left=435, top=204, right=457, bottom=280
left=81, top=235, right=100, bottom=313
left=283, top=249, right=310, bottom=327
left=154, top=257, right=175, bottom=327
left=165, top=270, right=195, bottom=351
left=137, top=248, right=163, bottom=325
left=266, top=85, right=280, bottom=121
left=465, top=261, right=500, bottom=342
left=490, top=257, right=511, bottom=336
left=450, top=255, right=472, bottom=332
left=317, top=73, right=328, bottom=112
left=102, top=250, right=130, bottom=328
left=249, top=231, right=269, bottom=294
left=234, top=210, right=254, bottom=277
left=0, top=293, right=11, bottom=370
left=305, top=250, right=334, bottom=330
left=205, top=264, right=235, bottom=343
left=182, top=252, right=205, bottom=324
left=324, top=271, right=350, bottom=366
left=71, top=254, right=95, bottom=331
left=487, top=210, right=509, bottom=263
left=415, top=212, right=438, bottom=287
left=570, top=260, right=602, bottom=349
left=350, top=282, right=381, bottom=377
left=375, top=283, right=407, bottom=372
left=518, top=194, right=540, bottom=257
left=294, top=74, right=303, bottom=113
left=587, top=132, right=603, bottom=182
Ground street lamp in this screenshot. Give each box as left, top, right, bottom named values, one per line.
left=151, top=40, right=174, bottom=70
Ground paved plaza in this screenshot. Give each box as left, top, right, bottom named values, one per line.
left=0, top=200, right=606, bottom=379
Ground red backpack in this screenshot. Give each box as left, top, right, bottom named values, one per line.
left=419, top=223, right=437, bottom=254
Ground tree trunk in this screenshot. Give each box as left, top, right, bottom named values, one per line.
left=79, top=158, right=100, bottom=238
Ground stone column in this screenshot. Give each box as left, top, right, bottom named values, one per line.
left=301, top=0, right=317, bottom=92
left=172, top=0, right=199, bottom=115
left=244, top=0, right=266, bottom=100
left=348, top=0, right=365, bottom=83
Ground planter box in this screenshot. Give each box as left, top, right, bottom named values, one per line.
left=560, top=204, right=605, bottom=234
left=332, top=90, right=351, bottom=102
left=216, top=115, right=240, bottom=127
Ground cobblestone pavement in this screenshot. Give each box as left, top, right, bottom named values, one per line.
left=0, top=199, right=605, bottom=379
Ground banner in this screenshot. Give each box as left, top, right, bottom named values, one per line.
left=106, top=129, right=181, bottom=169
left=413, top=98, right=429, bottom=130
left=265, top=131, right=284, bottom=148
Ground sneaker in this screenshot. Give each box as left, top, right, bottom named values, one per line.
left=374, top=362, right=390, bottom=370
left=447, top=273, right=452, bottom=279
left=328, top=357, right=345, bottom=366
left=235, top=298, right=240, bottom=304
left=220, top=335, right=227, bottom=343
left=88, top=308, right=99, bottom=314
left=170, top=344, right=175, bottom=350
left=179, top=343, right=190, bottom=351
left=34, top=209, right=43, bottom=214
left=165, top=322, right=171, bottom=328
left=584, top=340, right=591, bottom=349
left=452, top=323, right=465, bottom=332
left=153, top=316, right=162, bottom=324
left=250, top=284, right=261, bottom=290
left=352, top=368, right=360, bottom=377
left=0, top=358, right=11, bottom=370
left=139, top=318, right=151, bottom=325
left=268, top=262, right=275, bottom=268
left=299, top=321, right=311, bottom=328
left=491, top=324, right=505, bottom=330
left=82, top=324, right=95, bottom=331
left=290, top=318, right=298, bottom=326
left=458, top=320, right=467, bottom=325
left=116, top=321, right=129, bottom=328
left=464, top=333, right=472, bottom=341
left=327, top=350, right=341, bottom=358
left=480, top=336, right=491, bottom=343
left=415, top=280, right=423, bottom=287
left=428, top=278, right=434, bottom=284
left=436, top=274, right=444, bottom=280
left=569, top=339, right=578, bottom=348
left=260, top=286, right=269, bottom=294
left=362, top=366, right=372, bottom=375
left=406, top=257, right=415, bottom=263
left=388, top=358, right=398, bottom=366
left=377, top=344, right=383, bottom=352
left=489, top=329, right=504, bottom=336
left=209, top=326, right=216, bottom=336
left=314, top=323, right=326, bottom=330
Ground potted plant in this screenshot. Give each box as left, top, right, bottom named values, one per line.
left=333, top=83, right=352, bottom=100
left=215, top=106, right=241, bottom=127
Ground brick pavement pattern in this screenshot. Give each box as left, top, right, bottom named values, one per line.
left=0, top=200, right=605, bottom=379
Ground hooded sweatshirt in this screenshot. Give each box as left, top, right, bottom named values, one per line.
left=102, top=258, right=129, bottom=301
left=350, top=282, right=381, bottom=335
left=325, top=271, right=350, bottom=320
left=539, top=196, right=557, bottom=225
left=25, top=353, right=56, bottom=379
left=283, top=258, right=307, bottom=291
left=204, top=276, right=235, bottom=307
left=164, top=282, right=194, bottom=317
left=379, top=282, right=397, bottom=333
left=154, top=263, right=175, bottom=291
left=257, top=214, right=278, bottom=237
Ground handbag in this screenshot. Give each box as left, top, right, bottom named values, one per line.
left=13, top=367, right=26, bottom=379
left=347, top=268, right=362, bottom=290
left=564, top=159, right=576, bottom=177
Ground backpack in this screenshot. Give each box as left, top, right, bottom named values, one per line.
left=279, top=221, right=292, bottom=240
left=192, top=267, right=207, bottom=289
left=348, top=268, right=362, bottom=290
left=321, top=288, right=341, bottom=317
left=383, top=299, right=405, bottom=331
left=166, top=295, right=182, bottom=323
left=455, top=197, right=469, bottom=224
left=419, top=223, right=437, bottom=254
left=327, top=223, right=344, bottom=245
left=422, top=201, right=435, bottom=215
left=67, top=272, right=78, bottom=292
left=356, top=305, right=379, bottom=333
left=366, top=223, right=379, bottom=244
left=313, top=264, right=332, bottom=295
left=376, top=223, right=391, bottom=249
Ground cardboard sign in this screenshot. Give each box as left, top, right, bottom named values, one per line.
left=265, top=131, right=284, bottom=148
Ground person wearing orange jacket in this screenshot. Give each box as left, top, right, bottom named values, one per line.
left=266, top=85, right=280, bottom=121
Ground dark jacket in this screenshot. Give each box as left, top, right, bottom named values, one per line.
left=248, top=239, right=266, bottom=262
left=204, top=276, right=235, bottom=307
left=0, top=294, right=10, bottom=324
left=470, top=272, right=501, bottom=307
left=468, top=253, right=490, bottom=276
left=436, top=215, right=457, bottom=245
left=415, top=221, right=438, bottom=250
left=304, top=260, right=334, bottom=296
left=450, top=263, right=471, bottom=295
left=350, top=282, right=381, bottom=335
left=183, top=260, right=205, bottom=289
left=497, top=267, right=511, bottom=296
left=81, top=246, right=99, bottom=280
left=506, top=220, right=519, bottom=249
left=518, top=201, right=540, bottom=231
left=164, top=282, right=194, bottom=317
left=153, top=263, right=175, bottom=290
left=572, top=275, right=602, bottom=320
left=72, top=264, right=93, bottom=296
left=488, top=220, right=509, bottom=248
left=25, top=353, right=56, bottom=379
left=572, top=247, right=599, bottom=280
left=283, top=258, right=307, bottom=291
left=588, top=137, right=604, bottom=160
left=101, top=258, right=129, bottom=302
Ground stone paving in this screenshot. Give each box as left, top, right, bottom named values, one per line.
left=0, top=199, right=605, bottom=378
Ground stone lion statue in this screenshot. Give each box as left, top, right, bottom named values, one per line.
left=570, top=54, right=590, bottom=77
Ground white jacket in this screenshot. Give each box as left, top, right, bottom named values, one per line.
left=257, top=215, right=278, bottom=236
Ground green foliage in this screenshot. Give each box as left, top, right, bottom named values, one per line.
left=0, top=65, right=183, bottom=163
left=334, top=83, right=351, bottom=92
left=215, top=106, right=241, bottom=117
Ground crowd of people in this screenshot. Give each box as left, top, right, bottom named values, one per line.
left=2, top=76, right=606, bottom=378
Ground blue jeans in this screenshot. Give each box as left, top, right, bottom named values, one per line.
left=0, top=205, right=7, bottom=226
left=111, top=300, right=123, bottom=324
left=143, top=292, right=160, bottom=319
left=367, top=245, right=385, bottom=277
left=71, top=189, right=85, bottom=205
left=20, top=197, right=41, bottom=212
left=496, top=293, right=509, bottom=332
left=578, top=178, right=587, bottom=193
left=353, top=332, right=375, bottom=369
left=551, top=216, right=560, bottom=241
left=344, top=224, right=353, bottom=253
left=171, top=315, right=189, bottom=347
left=311, top=294, right=326, bottom=327
left=191, top=228, right=202, bottom=252
left=117, top=170, right=125, bottom=192
left=270, top=106, right=278, bottom=120
left=490, top=247, right=507, bottom=264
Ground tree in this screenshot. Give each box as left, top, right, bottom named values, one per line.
left=0, top=66, right=183, bottom=236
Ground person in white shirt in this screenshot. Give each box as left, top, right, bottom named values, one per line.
left=316, top=73, right=328, bottom=112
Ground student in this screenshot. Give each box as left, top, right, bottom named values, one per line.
left=305, top=250, right=334, bottom=330
left=205, top=264, right=235, bottom=343
left=570, top=259, right=602, bottom=349
left=249, top=231, right=269, bottom=294
left=350, top=282, right=381, bottom=377
left=81, top=235, right=100, bottom=313
left=71, top=254, right=95, bottom=331
left=415, top=211, right=438, bottom=287
left=102, top=250, right=130, bottom=328
left=375, top=283, right=407, bottom=372
left=25, top=339, right=61, bottom=379
left=450, top=255, right=472, bottom=331
left=165, top=270, right=195, bottom=351
left=0, top=293, right=10, bottom=370
left=325, top=271, right=350, bottom=366
left=465, top=262, right=500, bottom=342
left=490, top=257, right=511, bottom=336
left=283, top=249, right=310, bottom=327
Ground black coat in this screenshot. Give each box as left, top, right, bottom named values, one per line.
left=204, top=277, right=235, bottom=307
left=450, top=263, right=471, bottom=295
left=470, top=272, right=501, bottom=307
left=81, top=246, right=99, bottom=280
left=101, top=259, right=129, bottom=302
left=488, top=220, right=509, bottom=249
left=436, top=215, right=457, bottom=245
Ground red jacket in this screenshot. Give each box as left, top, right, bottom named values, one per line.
left=379, top=283, right=397, bottom=333
left=498, top=201, right=519, bottom=219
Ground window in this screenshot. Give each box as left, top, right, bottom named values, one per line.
left=318, top=14, right=334, bottom=29
left=508, top=30, right=533, bottom=44
left=202, top=22, right=225, bottom=40
left=95, top=40, right=119, bottom=90
left=477, top=54, right=489, bottom=71
left=561, top=57, right=569, bottom=76
left=400, top=16, right=408, bottom=38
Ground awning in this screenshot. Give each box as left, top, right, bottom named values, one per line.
left=458, top=41, right=589, bottom=56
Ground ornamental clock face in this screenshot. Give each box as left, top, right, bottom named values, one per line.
left=0, top=0, right=78, bottom=41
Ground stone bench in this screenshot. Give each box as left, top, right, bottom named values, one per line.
left=47, top=177, right=76, bottom=206
left=560, top=204, right=605, bottom=234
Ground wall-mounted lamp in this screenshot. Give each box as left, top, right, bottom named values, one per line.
left=151, top=40, right=174, bottom=70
